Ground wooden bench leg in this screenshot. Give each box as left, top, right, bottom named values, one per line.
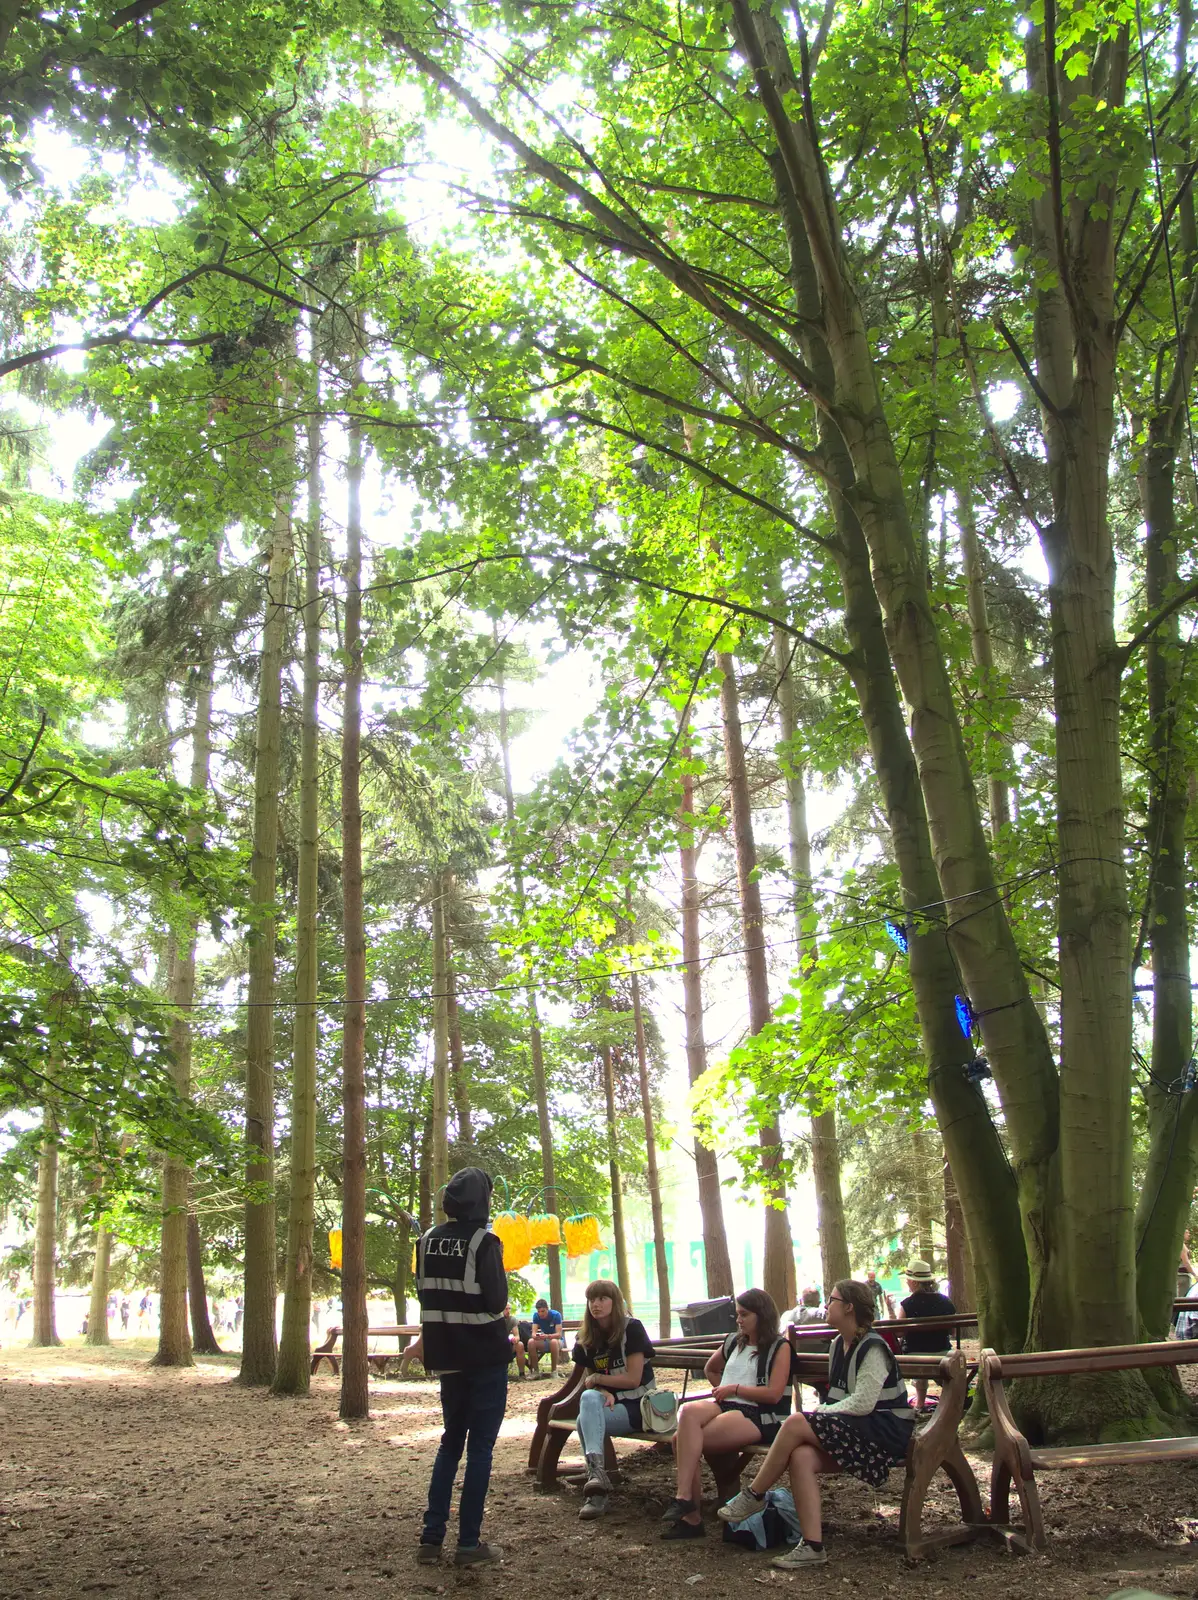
left=988, top=1453, right=1044, bottom=1553
left=899, top=1438, right=986, bottom=1559
left=536, top=1428, right=569, bottom=1493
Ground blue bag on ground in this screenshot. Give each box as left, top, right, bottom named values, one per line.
left=720, top=1487, right=804, bottom=1551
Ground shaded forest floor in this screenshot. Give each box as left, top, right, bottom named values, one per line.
left=1, top=1343, right=1197, bottom=1599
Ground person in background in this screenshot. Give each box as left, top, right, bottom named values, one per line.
left=780, top=1288, right=824, bottom=1328
left=864, top=1270, right=891, bottom=1321
left=503, top=1305, right=528, bottom=1378
left=415, top=1167, right=509, bottom=1569
left=119, top=1298, right=130, bottom=1333
left=526, top=1298, right=565, bottom=1376
left=662, top=1288, right=792, bottom=1541
left=570, top=1279, right=656, bottom=1523
left=896, top=1259, right=955, bottom=1412
left=1175, top=1231, right=1194, bottom=1331
left=717, top=1279, right=916, bottom=1570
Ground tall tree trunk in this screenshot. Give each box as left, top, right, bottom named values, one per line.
left=430, top=876, right=451, bottom=1224
left=1025, top=20, right=1135, bottom=1354
left=943, top=1159, right=975, bottom=1312
left=86, top=1218, right=111, bottom=1346
left=910, top=1126, right=936, bottom=1265
left=31, top=1110, right=60, bottom=1346
left=155, top=662, right=212, bottom=1369
left=601, top=1045, right=632, bottom=1303
left=418, top=1110, right=433, bottom=1231
left=773, top=626, right=850, bottom=1294
left=630, top=967, right=671, bottom=1338
left=444, top=885, right=474, bottom=1148
left=957, top=492, right=1012, bottom=837
left=339, top=399, right=369, bottom=1421
left=239, top=487, right=292, bottom=1386
left=275, top=388, right=323, bottom=1395
left=497, top=667, right=563, bottom=1308
left=187, top=1211, right=222, bottom=1355
left=1134, top=276, right=1198, bottom=1338
left=679, top=755, right=734, bottom=1298
left=719, top=651, right=795, bottom=1311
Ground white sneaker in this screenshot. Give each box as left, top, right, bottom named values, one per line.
left=717, top=1486, right=767, bottom=1523
left=772, top=1542, right=828, bottom=1569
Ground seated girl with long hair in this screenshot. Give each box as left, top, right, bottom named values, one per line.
left=716, top=1278, right=917, bottom=1569
left=661, top=1288, right=792, bottom=1540
left=570, top=1278, right=656, bottom=1521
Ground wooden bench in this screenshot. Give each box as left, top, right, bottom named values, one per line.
left=531, top=1344, right=984, bottom=1559
left=982, top=1339, right=1198, bottom=1552
left=310, top=1324, right=420, bottom=1376
left=789, top=1312, right=979, bottom=1351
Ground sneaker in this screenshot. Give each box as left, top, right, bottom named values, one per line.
left=454, top=1543, right=503, bottom=1567
left=660, top=1497, right=699, bottom=1524
left=772, top=1541, right=828, bottom=1569
left=416, top=1544, right=442, bottom=1565
left=660, top=1519, right=705, bottom=1541
left=579, top=1495, right=609, bottom=1521
left=717, top=1486, right=767, bottom=1523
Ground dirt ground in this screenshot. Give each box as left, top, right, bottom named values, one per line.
left=1, top=1343, right=1197, bottom=1600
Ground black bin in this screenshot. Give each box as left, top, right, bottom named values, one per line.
left=678, top=1296, right=737, bottom=1336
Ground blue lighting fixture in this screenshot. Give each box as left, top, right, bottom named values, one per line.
left=954, top=994, right=974, bottom=1039
left=884, top=919, right=909, bottom=954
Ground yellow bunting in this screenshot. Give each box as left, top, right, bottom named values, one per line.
left=563, top=1213, right=604, bottom=1258
left=328, top=1228, right=342, bottom=1270
left=529, top=1212, right=562, bottom=1248
left=492, top=1210, right=532, bottom=1271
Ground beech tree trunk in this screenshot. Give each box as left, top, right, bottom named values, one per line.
left=630, top=967, right=671, bottom=1337
left=718, top=651, right=795, bottom=1311
left=497, top=669, right=563, bottom=1308
left=943, top=1160, right=975, bottom=1313
left=957, top=492, right=1012, bottom=837
left=679, top=756, right=733, bottom=1298
left=86, top=1219, right=111, bottom=1346
left=601, top=1045, right=632, bottom=1303
left=340, top=401, right=369, bottom=1421
left=444, top=885, right=474, bottom=1148
left=773, top=626, right=850, bottom=1294
left=1134, top=272, right=1198, bottom=1338
left=155, top=662, right=212, bottom=1370
left=430, top=876, right=451, bottom=1223
left=187, top=1212, right=222, bottom=1355
left=31, top=1111, right=60, bottom=1347
left=275, top=394, right=323, bottom=1395
left=239, top=487, right=292, bottom=1387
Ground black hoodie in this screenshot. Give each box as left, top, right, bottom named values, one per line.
left=417, top=1167, right=509, bottom=1372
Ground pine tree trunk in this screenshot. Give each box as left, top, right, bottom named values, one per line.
left=339, top=403, right=369, bottom=1421
left=957, top=492, right=1012, bottom=836
left=155, top=664, right=212, bottom=1370
left=187, top=1212, right=222, bottom=1355
left=630, top=969, right=671, bottom=1337
left=773, top=626, right=850, bottom=1294
left=718, top=651, right=795, bottom=1311
left=31, top=1112, right=60, bottom=1346
left=679, top=757, right=734, bottom=1298
left=601, top=1045, right=632, bottom=1304
left=497, top=668, right=563, bottom=1307
left=86, top=1220, right=111, bottom=1346
left=239, top=484, right=291, bottom=1386
left=418, top=1111, right=433, bottom=1232
left=275, top=392, right=323, bottom=1395
left=430, top=877, right=451, bottom=1223
left=910, top=1127, right=936, bottom=1265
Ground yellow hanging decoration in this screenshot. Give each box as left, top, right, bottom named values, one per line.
left=529, top=1212, right=562, bottom=1248
left=328, top=1228, right=343, bottom=1270
left=492, top=1210, right=532, bottom=1271
left=410, top=1244, right=417, bottom=1277
left=563, top=1213, right=604, bottom=1258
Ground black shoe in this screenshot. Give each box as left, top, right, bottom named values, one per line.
left=661, top=1497, right=699, bottom=1524
left=416, top=1544, right=442, bottom=1565
left=661, top=1519, right=706, bottom=1541
left=454, top=1543, right=502, bottom=1567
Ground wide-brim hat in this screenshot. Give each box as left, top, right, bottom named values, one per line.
left=904, top=1259, right=935, bottom=1282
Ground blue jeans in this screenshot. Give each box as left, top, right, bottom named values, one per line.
left=577, top=1387, right=637, bottom=1457
left=422, top=1365, right=509, bottom=1549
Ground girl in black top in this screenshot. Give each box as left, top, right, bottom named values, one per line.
left=571, top=1279, right=655, bottom=1521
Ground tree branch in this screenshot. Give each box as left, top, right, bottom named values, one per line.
left=1117, top=576, right=1198, bottom=666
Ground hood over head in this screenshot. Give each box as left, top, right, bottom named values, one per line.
left=443, top=1166, right=494, bottom=1222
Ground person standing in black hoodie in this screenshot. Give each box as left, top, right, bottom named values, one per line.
left=415, top=1167, right=509, bottom=1567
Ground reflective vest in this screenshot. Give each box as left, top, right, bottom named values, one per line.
left=581, top=1324, right=656, bottom=1399
left=826, top=1330, right=912, bottom=1415
left=719, top=1332, right=793, bottom=1428
left=416, top=1222, right=508, bottom=1369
